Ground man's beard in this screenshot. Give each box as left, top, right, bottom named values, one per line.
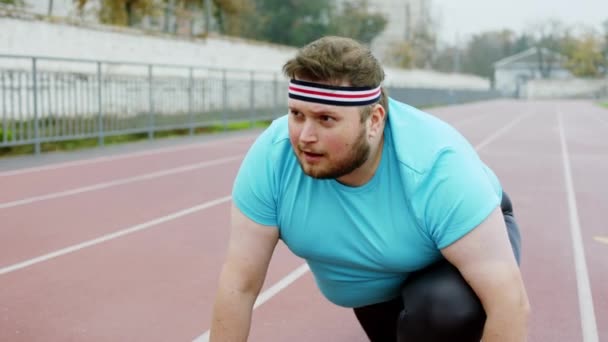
left=296, top=126, right=370, bottom=179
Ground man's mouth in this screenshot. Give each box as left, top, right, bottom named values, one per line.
left=302, top=151, right=323, bottom=157
left=300, top=150, right=324, bottom=162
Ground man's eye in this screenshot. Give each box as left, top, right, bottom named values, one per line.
left=320, top=115, right=334, bottom=122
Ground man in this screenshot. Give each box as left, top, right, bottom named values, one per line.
left=210, top=36, right=530, bottom=342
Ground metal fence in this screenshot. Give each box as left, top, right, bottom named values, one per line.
left=0, top=55, right=502, bottom=155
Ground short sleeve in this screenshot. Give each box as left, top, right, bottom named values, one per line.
left=232, top=126, right=280, bottom=227
left=413, top=148, right=502, bottom=249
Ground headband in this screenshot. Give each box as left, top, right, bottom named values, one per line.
left=288, top=79, right=381, bottom=106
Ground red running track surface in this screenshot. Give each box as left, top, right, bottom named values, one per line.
left=1, top=99, right=606, bottom=341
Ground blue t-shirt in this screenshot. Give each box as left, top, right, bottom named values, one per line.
left=232, top=98, right=502, bottom=308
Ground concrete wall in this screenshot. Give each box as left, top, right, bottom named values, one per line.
left=495, top=64, right=572, bottom=97
left=0, top=16, right=490, bottom=90
left=524, top=78, right=608, bottom=99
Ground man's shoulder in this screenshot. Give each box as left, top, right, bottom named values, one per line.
left=386, top=98, right=473, bottom=175
left=241, top=115, right=294, bottom=176
left=258, top=115, right=291, bottom=147
left=244, top=115, right=292, bottom=162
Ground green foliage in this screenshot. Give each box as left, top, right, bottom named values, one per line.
left=0, top=0, right=24, bottom=5
left=431, top=46, right=460, bottom=73
left=327, top=0, right=387, bottom=44
left=459, top=30, right=527, bottom=79
left=0, top=127, right=13, bottom=142
left=429, top=18, right=608, bottom=79
left=388, top=42, right=416, bottom=68
left=210, top=0, right=254, bottom=35
left=564, top=33, right=606, bottom=77
left=238, top=0, right=331, bottom=46
left=76, top=0, right=385, bottom=46
left=233, top=0, right=386, bottom=47
left=98, top=0, right=158, bottom=26
left=0, top=120, right=271, bottom=157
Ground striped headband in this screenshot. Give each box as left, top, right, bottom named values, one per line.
left=288, top=79, right=381, bottom=106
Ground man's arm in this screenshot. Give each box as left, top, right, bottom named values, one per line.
left=209, top=204, right=279, bottom=342
left=441, top=206, right=530, bottom=342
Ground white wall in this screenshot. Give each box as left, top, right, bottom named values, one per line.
left=0, top=16, right=490, bottom=90
left=495, top=64, right=572, bottom=97
left=525, top=78, right=608, bottom=99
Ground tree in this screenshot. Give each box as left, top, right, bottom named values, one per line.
left=327, top=0, right=387, bottom=45
left=234, top=0, right=386, bottom=47
left=525, top=19, right=570, bottom=78
left=384, top=0, right=439, bottom=69
left=0, top=0, right=24, bottom=5
left=602, top=19, right=608, bottom=75
left=388, top=42, right=416, bottom=68
left=564, top=31, right=605, bottom=77
left=238, top=0, right=332, bottom=46
left=432, top=45, right=463, bottom=73
left=211, top=0, right=253, bottom=35
left=460, top=30, right=519, bottom=80
left=101, top=0, right=157, bottom=26
left=75, top=0, right=158, bottom=26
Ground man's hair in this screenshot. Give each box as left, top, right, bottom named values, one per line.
left=283, top=36, right=388, bottom=119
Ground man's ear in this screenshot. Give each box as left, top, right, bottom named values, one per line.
left=368, top=104, right=386, bottom=139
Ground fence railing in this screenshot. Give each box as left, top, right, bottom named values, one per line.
left=0, top=54, right=502, bottom=155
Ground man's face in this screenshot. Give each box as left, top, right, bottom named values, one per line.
left=287, top=98, right=370, bottom=179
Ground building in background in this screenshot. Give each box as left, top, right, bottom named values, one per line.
left=493, top=47, right=572, bottom=98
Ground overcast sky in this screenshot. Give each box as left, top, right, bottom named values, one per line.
left=431, top=0, right=608, bottom=44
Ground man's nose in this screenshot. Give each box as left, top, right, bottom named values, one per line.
left=299, top=120, right=318, bottom=143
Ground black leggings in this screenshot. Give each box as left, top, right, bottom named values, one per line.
left=353, top=192, right=521, bottom=342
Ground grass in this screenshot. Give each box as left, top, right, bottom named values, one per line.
left=0, top=119, right=271, bottom=157
left=600, top=101, right=608, bottom=109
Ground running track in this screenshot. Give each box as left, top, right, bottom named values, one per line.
left=1, top=99, right=606, bottom=342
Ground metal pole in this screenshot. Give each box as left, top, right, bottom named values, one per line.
left=148, top=65, right=154, bottom=140
left=97, top=62, right=104, bottom=146
left=188, top=67, right=194, bottom=135
left=1, top=72, right=7, bottom=144
left=32, top=58, right=40, bottom=155
left=222, top=69, right=227, bottom=130
left=204, top=0, right=211, bottom=35
left=48, top=0, right=54, bottom=16
left=249, top=71, right=255, bottom=127
left=273, top=73, right=278, bottom=119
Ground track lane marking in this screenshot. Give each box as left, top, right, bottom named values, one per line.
left=593, top=236, right=608, bottom=245
left=0, top=155, right=243, bottom=209
left=475, top=113, right=528, bottom=151
left=0, top=196, right=232, bottom=276
left=192, top=264, right=310, bottom=342
left=0, top=134, right=257, bottom=177
left=557, top=111, right=599, bottom=342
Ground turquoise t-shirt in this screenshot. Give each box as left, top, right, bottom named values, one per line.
left=232, top=98, right=502, bottom=308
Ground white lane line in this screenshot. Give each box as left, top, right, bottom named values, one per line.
left=475, top=113, right=528, bottom=151
left=0, top=134, right=256, bottom=177
left=0, top=155, right=243, bottom=210
left=192, top=263, right=310, bottom=342
left=594, top=236, right=608, bottom=245
left=0, top=196, right=232, bottom=276
left=557, top=111, right=599, bottom=342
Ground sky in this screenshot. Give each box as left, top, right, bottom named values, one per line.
left=431, top=0, right=608, bottom=45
